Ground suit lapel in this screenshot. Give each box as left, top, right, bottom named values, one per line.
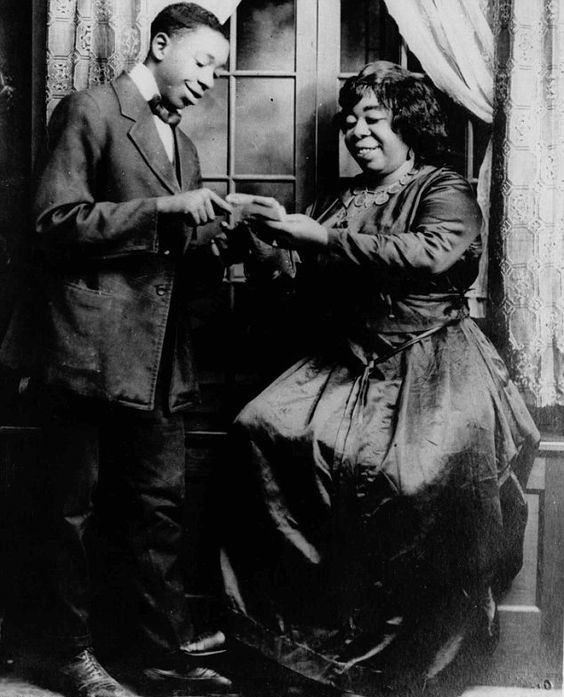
left=129, top=117, right=181, bottom=194
left=113, top=74, right=180, bottom=195
left=176, top=130, right=202, bottom=191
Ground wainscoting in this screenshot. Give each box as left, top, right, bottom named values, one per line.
left=463, top=439, right=564, bottom=691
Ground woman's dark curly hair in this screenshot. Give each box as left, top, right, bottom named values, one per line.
left=338, top=61, right=450, bottom=167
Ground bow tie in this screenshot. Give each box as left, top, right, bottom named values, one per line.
left=148, top=95, right=182, bottom=127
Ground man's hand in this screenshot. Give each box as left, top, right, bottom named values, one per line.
left=261, top=214, right=328, bottom=249
left=157, top=188, right=232, bottom=226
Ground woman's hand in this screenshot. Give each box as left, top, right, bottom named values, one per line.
left=261, top=214, right=328, bottom=249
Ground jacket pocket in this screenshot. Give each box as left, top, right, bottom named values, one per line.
left=46, top=281, right=112, bottom=373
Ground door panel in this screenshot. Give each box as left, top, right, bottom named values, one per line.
left=181, top=0, right=316, bottom=418
left=476, top=451, right=564, bottom=688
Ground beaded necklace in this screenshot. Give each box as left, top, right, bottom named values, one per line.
left=351, top=166, right=416, bottom=208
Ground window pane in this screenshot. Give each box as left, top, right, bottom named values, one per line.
left=341, top=1, right=369, bottom=71
left=341, top=0, right=402, bottom=72
left=180, top=77, right=228, bottom=177
left=236, top=0, right=295, bottom=72
left=235, top=78, right=294, bottom=175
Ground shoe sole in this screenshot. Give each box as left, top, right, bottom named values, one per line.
left=143, top=668, right=232, bottom=688
left=180, top=647, right=227, bottom=657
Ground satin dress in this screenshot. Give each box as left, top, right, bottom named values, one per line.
left=221, top=166, right=540, bottom=696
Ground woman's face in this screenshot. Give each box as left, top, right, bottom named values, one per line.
left=343, top=92, right=410, bottom=179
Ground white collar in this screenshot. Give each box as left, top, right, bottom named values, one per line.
left=129, top=63, right=160, bottom=102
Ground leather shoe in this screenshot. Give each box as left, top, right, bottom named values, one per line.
left=180, top=630, right=227, bottom=657
left=143, top=660, right=232, bottom=693
left=54, top=649, right=137, bottom=697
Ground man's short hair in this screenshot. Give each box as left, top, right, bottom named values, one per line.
left=150, top=3, right=227, bottom=41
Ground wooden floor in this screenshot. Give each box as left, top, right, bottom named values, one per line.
left=0, top=674, right=559, bottom=697
left=1, top=643, right=560, bottom=697
left=0, top=639, right=561, bottom=697
left=0, top=677, right=60, bottom=697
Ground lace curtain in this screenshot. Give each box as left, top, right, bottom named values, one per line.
left=383, top=0, right=564, bottom=407
left=489, top=0, right=564, bottom=408
left=46, top=0, right=240, bottom=118
left=382, top=0, right=493, bottom=317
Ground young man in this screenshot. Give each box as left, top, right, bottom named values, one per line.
left=1, top=4, right=232, bottom=696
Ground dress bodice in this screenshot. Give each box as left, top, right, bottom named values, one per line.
left=308, top=165, right=483, bottom=341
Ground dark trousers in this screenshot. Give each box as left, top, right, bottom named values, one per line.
left=26, top=382, right=191, bottom=660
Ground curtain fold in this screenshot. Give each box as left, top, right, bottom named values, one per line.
left=384, top=0, right=564, bottom=406
left=383, top=0, right=493, bottom=122
left=46, top=0, right=240, bottom=118
left=382, top=0, right=493, bottom=317
left=488, top=0, right=564, bottom=407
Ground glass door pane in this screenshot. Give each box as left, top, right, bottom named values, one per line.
left=340, top=0, right=401, bottom=73
left=235, top=78, right=294, bottom=175
left=236, top=0, right=296, bottom=71
left=180, top=77, right=228, bottom=176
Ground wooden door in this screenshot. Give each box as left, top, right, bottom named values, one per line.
left=181, top=0, right=318, bottom=425
left=478, top=445, right=564, bottom=689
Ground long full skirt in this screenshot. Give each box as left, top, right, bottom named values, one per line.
left=221, top=319, right=539, bottom=696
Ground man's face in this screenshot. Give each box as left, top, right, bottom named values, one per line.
left=152, top=25, right=229, bottom=110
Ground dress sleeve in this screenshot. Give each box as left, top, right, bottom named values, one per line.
left=324, top=171, right=482, bottom=275
left=34, top=91, right=161, bottom=263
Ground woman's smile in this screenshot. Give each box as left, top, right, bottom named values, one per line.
left=355, top=144, right=381, bottom=158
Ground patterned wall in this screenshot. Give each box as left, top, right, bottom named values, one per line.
left=46, top=0, right=149, bottom=118
left=489, top=0, right=564, bottom=408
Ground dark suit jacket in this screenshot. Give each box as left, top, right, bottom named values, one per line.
left=1, top=73, right=216, bottom=411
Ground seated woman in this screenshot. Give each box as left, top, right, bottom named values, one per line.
left=218, top=61, right=540, bottom=696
